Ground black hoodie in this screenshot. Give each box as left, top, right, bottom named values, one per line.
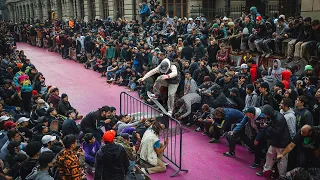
left=94, top=143, right=129, bottom=180
left=262, top=105, right=291, bottom=148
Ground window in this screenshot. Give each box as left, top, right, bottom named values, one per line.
left=162, top=0, right=187, bottom=18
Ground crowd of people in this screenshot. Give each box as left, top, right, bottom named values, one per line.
left=0, top=0, right=320, bottom=179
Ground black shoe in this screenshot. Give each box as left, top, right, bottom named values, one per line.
left=250, top=163, right=261, bottom=169
left=222, top=152, right=235, bottom=157
left=256, top=171, right=263, bottom=176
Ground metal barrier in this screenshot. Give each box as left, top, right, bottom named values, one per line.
left=120, top=92, right=188, bottom=177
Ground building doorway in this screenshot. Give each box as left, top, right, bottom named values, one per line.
left=162, top=0, right=187, bottom=18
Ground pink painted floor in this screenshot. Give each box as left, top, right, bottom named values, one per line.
left=19, top=43, right=262, bottom=180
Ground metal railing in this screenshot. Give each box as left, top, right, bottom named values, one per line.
left=120, top=92, right=188, bottom=177
left=190, top=5, right=300, bottom=20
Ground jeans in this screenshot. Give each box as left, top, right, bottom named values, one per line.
left=153, top=76, right=179, bottom=112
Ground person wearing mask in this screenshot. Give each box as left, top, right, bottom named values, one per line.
left=138, top=121, right=168, bottom=174
left=34, top=151, right=56, bottom=180
left=80, top=106, right=110, bottom=142
left=256, top=105, right=291, bottom=177
left=57, top=134, right=84, bottom=180
left=94, top=130, right=129, bottom=180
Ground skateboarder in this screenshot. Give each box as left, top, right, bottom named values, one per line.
left=138, top=58, right=181, bottom=116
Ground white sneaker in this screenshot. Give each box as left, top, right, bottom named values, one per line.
left=261, top=53, right=266, bottom=57
left=149, top=93, right=158, bottom=99
left=166, top=111, right=172, bottom=116
left=164, top=162, right=169, bottom=166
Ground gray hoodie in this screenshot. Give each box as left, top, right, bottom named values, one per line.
left=34, top=170, right=54, bottom=180
left=245, top=91, right=258, bottom=108
left=179, top=93, right=202, bottom=118
left=271, top=59, right=285, bottom=82
left=280, top=108, right=296, bottom=139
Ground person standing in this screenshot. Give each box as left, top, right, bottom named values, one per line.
left=94, top=130, right=129, bottom=180
left=57, top=134, right=83, bottom=180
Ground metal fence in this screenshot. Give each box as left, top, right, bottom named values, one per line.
left=119, top=92, right=188, bottom=177
left=190, top=5, right=300, bottom=20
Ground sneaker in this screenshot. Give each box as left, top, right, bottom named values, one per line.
left=140, top=168, right=149, bottom=175
left=261, top=53, right=266, bottom=57
left=202, top=132, right=207, bottom=136
left=250, top=163, right=261, bottom=169
left=164, top=162, right=169, bottom=166
left=166, top=111, right=172, bottom=117
left=195, top=127, right=201, bottom=132
left=222, top=152, right=235, bottom=157
left=149, top=93, right=158, bottom=99
left=265, top=53, right=271, bottom=58
left=256, top=171, right=264, bottom=176
left=186, top=123, right=191, bottom=126
left=209, top=138, right=220, bottom=143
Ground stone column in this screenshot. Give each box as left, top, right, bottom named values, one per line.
left=124, top=0, right=134, bottom=20
left=189, top=0, right=202, bottom=17
left=108, top=0, right=115, bottom=20
left=43, top=1, right=49, bottom=20
left=95, top=0, right=103, bottom=19
left=76, top=0, right=81, bottom=19
left=268, top=0, right=279, bottom=17
left=83, top=0, right=90, bottom=21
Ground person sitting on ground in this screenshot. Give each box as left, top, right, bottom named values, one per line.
left=47, top=87, right=60, bottom=109
left=19, top=141, right=42, bottom=180
left=62, top=110, right=80, bottom=137
left=41, top=135, right=56, bottom=153
left=34, top=151, right=56, bottom=180
left=57, top=93, right=83, bottom=119
left=82, top=133, right=100, bottom=167
left=138, top=121, right=168, bottom=174
left=94, top=130, right=129, bottom=180
left=115, top=115, right=145, bottom=135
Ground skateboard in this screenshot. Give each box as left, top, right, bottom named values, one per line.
left=147, top=91, right=168, bottom=115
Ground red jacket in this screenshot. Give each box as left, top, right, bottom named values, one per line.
left=250, top=64, right=258, bottom=83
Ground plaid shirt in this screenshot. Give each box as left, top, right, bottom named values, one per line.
left=57, top=149, right=82, bottom=180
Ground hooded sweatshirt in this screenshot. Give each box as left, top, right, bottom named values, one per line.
left=233, top=107, right=262, bottom=133
left=245, top=91, right=258, bottom=108
left=281, top=70, right=291, bottom=89
left=280, top=108, right=296, bottom=139
left=271, top=59, right=284, bottom=82
left=94, top=143, right=129, bottom=180
left=82, top=140, right=101, bottom=163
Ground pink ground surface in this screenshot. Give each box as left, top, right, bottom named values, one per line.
left=19, top=43, right=262, bottom=180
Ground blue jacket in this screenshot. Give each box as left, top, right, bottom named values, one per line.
left=83, top=140, right=101, bottom=163
left=140, top=4, right=149, bottom=15
left=213, top=108, right=244, bottom=130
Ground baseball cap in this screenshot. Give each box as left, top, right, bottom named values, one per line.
left=159, top=59, right=170, bottom=74
left=16, top=117, right=30, bottom=124
left=188, top=18, right=193, bottom=21
left=243, top=107, right=256, bottom=115
left=0, top=116, right=10, bottom=122
left=4, top=121, right=16, bottom=129
left=37, top=99, right=45, bottom=104
left=42, top=135, right=57, bottom=144
left=103, top=130, right=116, bottom=143
left=256, top=16, right=262, bottom=21
left=305, top=65, right=313, bottom=71
left=224, top=72, right=231, bottom=77
left=240, top=64, right=248, bottom=69
left=195, top=38, right=200, bottom=41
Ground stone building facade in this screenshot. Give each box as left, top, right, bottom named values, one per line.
left=6, top=0, right=289, bottom=23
